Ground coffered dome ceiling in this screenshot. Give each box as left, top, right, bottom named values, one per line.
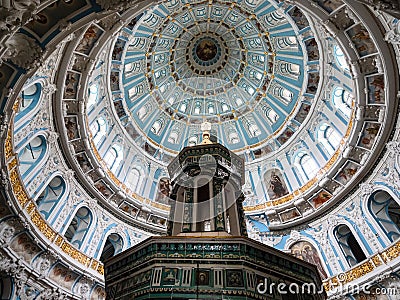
left=4, top=0, right=395, bottom=233
left=0, top=0, right=399, bottom=298
left=106, top=0, right=310, bottom=155
left=79, top=0, right=392, bottom=228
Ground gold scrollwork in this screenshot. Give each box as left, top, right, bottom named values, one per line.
left=381, top=240, right=400, bottom=262
left=55, top=235, right=64, bottom=246
left=371, top=254, right=383, bottom=267
left=7, top=158, right=17, bottom=171
left=5, top=129, right=14, bottom=160
left=60, top=241, right=91, bottom=266
left=324, top=252, right=394, bottom=291
left=90, top=260, right=99, bottom=270
left=30, top=210, right=57, bottom=241
left=97, top=264, right=104, bottom=275
left=9, top=168, right=30, bottom=207
left=12, top=98, right=20, bottom=112
left=26, top=202, right=35, bottom=214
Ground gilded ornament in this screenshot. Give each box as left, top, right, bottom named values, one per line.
left=7, top=158, right=17, bottom=171
left=30, top=210, right=56, bottom=241
left=5, top=129, right=14, bottom=160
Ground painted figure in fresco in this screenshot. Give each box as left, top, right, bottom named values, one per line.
left=197, top=271, right=209, bottom=285
left=316, top=0, right=342, bottom=13
left=196, top=39, right=217, bottom=61
left=65, top=117, right=78, bottom=140
left=65, top=73, right=78, bottom=97
left=290, top=241, right=327, bottom=279
left=368, top=76, right=385, bottom=103
left=352, top=29, right=370, bottom=41
left=337, top=166, right=357, bottom=183
left=281, top=209, right=300, bottom=222
left=269, top=173, right=288, bottom=198
left=312, top=191, right=331, bottom=208
left=360, top=123, right=380, bottom=149
left=156, top=177, right=170, bottom=203
left=76, top=26, right=98, bottom=54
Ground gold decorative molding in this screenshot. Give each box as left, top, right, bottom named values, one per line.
left=381, top=240, right=400, bottom=262
left=30, top=210, right=57, bottom=241
left=5, top=129, right=14, bottom=160
left=7, top=157, right=17, bottom=171
left=324, top=240, right=400, bottom=291
left=6, top=146, right=105, bottom=276
left=299, top=177, right=318, bottom=193
left=60, top=241, right=91, bottom=266
left=12, top=97, right=20, bottom=112
left=9, top=168, right=30, bottom=207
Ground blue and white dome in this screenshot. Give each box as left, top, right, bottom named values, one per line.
left=84, top=0, right=367, bottom=224
left=105, top=0, right=315, bottom=156
left=2, top=0, right=400, bottom=298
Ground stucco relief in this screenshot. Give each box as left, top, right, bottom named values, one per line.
left=2, top=33, right=42, bottom=69
left=0, top=0, right=39, bottom=32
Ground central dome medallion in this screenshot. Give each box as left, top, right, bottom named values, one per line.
left=194, top=37, right=218, bottom=62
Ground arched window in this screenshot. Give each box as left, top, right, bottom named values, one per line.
left=207, top=103, right=215, bottom=114
left=16, top=83, right=42, bottom=124
left=18, top=135, right=47, bottom=181
left=179, top=102, right=187, bottom=112
left=188, top=136, right=197, bottom=146
left=317, top=123, right=341, bottom=156
left=90, top=117, right=107, bottom=146
left=249, top=123, right=261, bottom=137
left=290, top=241, right=328, bottom=279
left=221, top=103, right=229, bottom=112
left=64, top=207, right=93, bottom=249
left=128, top=83, right=144, bottom=99
left=151, top=119, right=164, bottom=135
left=228, top=130, right=240, bottom=144
left=334, top=224, right=367, bottom=267
left=265, top=10, right=285, bottom=26
left=248, top=69, right=262, bottom=81
left=332, top=86, right=352, bottom=118
left=87, top=84, right=99, bottom=108
left=235, top=97, right=243, bottom=106
left=263, top=106, right=278, bottom=124
left=272, top=85, right=292, bottom=105
left=104, top=144, right=123, bottom=172
left=194, top=102, right=201, bottom=114
left=124, top=61, right=141, bottom=74
left=368, top=191, right=400, bottom=243
left=137, top=103, right=152, bottom=121
left=168, top=130, right=179, bottom=144
left=100, top=233, right=124, bottom=262
left=294, top=151, right=319, bottom=183
left=277, top=36, right=297, bottom=50
left=154, top=68, right=167, bottom=79
left=243, top=117, right=261, bottom=138
left=279, top=61, right=300, bottom=78
left=127, top=168, right=142, bottom=192
left=333, top=45, right=349, bottom=72
left=249, top=54, right=265, bottom=66
left=36, top=176, right=66, bottom=220
left=267, top=109, right=279, bottom=124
